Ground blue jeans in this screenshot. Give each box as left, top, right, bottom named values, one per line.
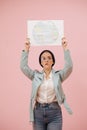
left=33, top=102, right=62, bottom=130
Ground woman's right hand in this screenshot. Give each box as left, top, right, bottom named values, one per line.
left=25, top=38, right=30, bottom=52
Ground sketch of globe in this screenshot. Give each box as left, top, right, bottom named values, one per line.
left=32, top=21, right=59, bottom=44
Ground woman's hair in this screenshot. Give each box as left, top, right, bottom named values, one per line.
left=39, top=50, right=55, bottom=67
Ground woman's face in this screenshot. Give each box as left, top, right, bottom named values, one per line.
left=41, top=52, right=53, bottom=70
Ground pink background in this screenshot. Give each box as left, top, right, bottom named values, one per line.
left=0, top=0, right=87, bottom=130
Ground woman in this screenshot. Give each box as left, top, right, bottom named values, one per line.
left=20, top=37, right=73, bottom=130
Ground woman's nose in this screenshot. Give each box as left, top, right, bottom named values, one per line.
left=45, top=58, right=49, bottom=62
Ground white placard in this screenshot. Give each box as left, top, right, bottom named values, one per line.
left=27, top=20, right=64, bottom=46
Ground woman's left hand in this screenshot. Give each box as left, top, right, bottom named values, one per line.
left=62, top=37, right=68, bottom=50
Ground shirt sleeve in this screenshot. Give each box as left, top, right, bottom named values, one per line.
left=20, top=50, right=35, bottom=80
left=59, top=50, right=73, bottom=82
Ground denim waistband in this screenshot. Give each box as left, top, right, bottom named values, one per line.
left=36, top=101, right=59, bottom=107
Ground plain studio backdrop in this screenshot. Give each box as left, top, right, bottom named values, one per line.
left=0, top=0, right=87, bottom=130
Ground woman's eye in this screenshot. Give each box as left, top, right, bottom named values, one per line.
left=41, top=57, right=46, bottom=61
left=48, top=56, right=52, bottom=60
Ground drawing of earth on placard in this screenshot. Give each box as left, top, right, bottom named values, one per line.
left=32, top=21, right=59, bottom=44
